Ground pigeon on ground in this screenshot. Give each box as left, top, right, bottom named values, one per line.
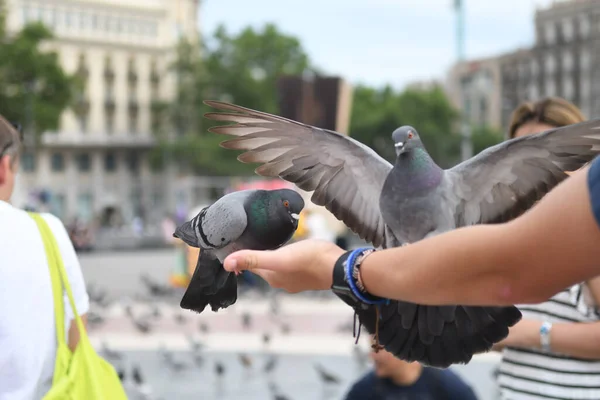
left=173, top=189, right=304, bottom=314
left=204, top=100, right=600, bottom=367
left=314, top=363, right=341, bottom=385
left=140, top=273, right=174, bottom=297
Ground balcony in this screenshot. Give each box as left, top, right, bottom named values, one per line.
left=73, top=96, right=90, bottom=114
left=76, top=66, right=89, bottom=80
left=150, top=70, right=160, bottom=84
left=104, top=97, right=116, bottom=111
left=128, top=98, right=139, bottom=113
left=104, top=68, right=115, bottom=81
left=127, top=70, right=138, bottom=83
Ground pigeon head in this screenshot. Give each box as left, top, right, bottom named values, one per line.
left=271, top=189, right=304, bottom=228
left=392, top=126, right=421, bottom=156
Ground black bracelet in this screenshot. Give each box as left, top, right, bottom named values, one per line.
left=331, top=248, right=388, bottom=306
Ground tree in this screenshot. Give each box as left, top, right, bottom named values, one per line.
left=0, top=22, right=77, bottom=141
left=350, top=84, right=461, bottom=167
left=470, top=125, right=504, bottom=155
left=155, top=23, right=312, bottom=176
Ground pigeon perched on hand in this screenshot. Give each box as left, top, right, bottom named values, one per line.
left=204, top=100, right=600, bottom=367
left=174, top=189, right=304, bottom=314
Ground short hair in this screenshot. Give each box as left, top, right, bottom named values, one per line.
left=508, top=97, right=585, bottom=139
left=0, top=115, right=22, bottom=163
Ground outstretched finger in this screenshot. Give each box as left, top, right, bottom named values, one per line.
left=223, top=249, right=279, bottom=273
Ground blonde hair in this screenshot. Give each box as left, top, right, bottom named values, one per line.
left=508, top=97, right=585, bottom=139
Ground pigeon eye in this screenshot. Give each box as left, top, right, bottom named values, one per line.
left=283, top=200, right=290, bottom=208
left=408, top=131, right=414, bottom=139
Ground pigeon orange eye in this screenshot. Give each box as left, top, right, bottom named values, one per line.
left=283, top=200, right=289, bottom=207
left=408, top=132, right=414, bottom=139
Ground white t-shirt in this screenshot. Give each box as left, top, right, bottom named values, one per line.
left=0, top=200, right=90, bottom=400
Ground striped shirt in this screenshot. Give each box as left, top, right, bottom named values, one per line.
left=497, top=285, right=600, bottom=399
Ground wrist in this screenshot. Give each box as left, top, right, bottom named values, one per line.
left=322, top=246, right=346, bottom=290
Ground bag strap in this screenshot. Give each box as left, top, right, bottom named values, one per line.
left=29, top=212, right=87, bottom=345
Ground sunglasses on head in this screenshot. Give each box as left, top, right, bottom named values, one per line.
left=0, top=121, right=24, bottom=158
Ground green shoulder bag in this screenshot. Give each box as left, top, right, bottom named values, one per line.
left=29, top=212, right=128, bottom=400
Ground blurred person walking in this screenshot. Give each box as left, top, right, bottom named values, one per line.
left=492, top=97, right=600, bottom=400
left=0, top=116, right=100, bottom=399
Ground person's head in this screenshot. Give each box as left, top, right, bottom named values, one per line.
left=0, top=116, right=22, bottom=202
left=508, top=96, right=585, bottom=139
left=370, top=346, right=422, bottom=381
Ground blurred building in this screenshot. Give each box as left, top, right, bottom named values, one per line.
left=5, top=0, right=199, bottom=224
left=500, top=0, right=597, bottom=129
left=277, top=75, right=353, bottom=134
left=445, top=57, right=503, bottom=130
left=276, top=75, right=353, bottom=237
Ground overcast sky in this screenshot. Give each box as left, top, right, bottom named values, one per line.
left=200, top=0, right=556, bottom=89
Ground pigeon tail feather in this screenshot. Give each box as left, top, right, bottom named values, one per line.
left=180, top=250, right=237, bottom=313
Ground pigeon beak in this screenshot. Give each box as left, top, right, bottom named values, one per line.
left=291, top=213, right=300, bottom=220
left=394, top=142, right=404, bottom=149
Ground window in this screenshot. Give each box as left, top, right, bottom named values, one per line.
left=50, top=8, right=58, bottom=27
left=79, top=11, right=87, bottom=29
left=528, top=83, right=539, bottom=100
left=22, top=5, right=30, bottom=22
left=128, top=114, right=137, bottom=133
left=104, top=152, right=117, bottom=172
left=562, top=18, right=573, bottom=41
left=562, top=50, right=573, bottom=72
left=545, top=80, right=556, bottom=97
left=76, top=153, right=91, bottom=172
left=78, top=113, right=88, bottom=132
left=580, top=14, right=590, bottom=38
left=127, top=152, right=139, bottom=173
left=545, top=22, right=556, bottom=45
left=531, top=59, right=538, bottom=76
left=21, top=152, right=35, bottom=172
left=65, top=11, right=72, bottom=27
left=51, top=153, right=64, bottom=172
left=563, top=77, right=574, bottom=100
left=545, top=54, right=555, bottom=75
left=478, top=97, right=487, bottom=126
left=91, top=14, right=98, bottom=30
left=581, top=48, right=591, bottom=71
left=106, top=114, right=114, bottom=134
left=77, top=193, right=93, bottom=222
left=50, top=194, right=65, bottom=219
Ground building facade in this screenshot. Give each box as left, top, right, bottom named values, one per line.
left=5, top=0, right=199, bottom=225
left=500, top=0, right=598, bottom=130
left=445, top=56, right=503, bottom=130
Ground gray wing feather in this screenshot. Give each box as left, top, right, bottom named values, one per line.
left=201, top=190, right=250, bottom=248
left=446, top=119, right=600, bottom=225
left=204, top=100, right=392, bottom=247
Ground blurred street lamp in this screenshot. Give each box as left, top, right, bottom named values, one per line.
left=454, top=0, right=473, bottom=161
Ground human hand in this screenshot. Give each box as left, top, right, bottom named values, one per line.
left=223, top=239, right=346, bottom=293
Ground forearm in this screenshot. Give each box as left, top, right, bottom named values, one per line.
left=360, top=224, right=516, bottom=306
left=359, top=166, right=600, bottom=306
left=509, top=321, right=600, bottom=360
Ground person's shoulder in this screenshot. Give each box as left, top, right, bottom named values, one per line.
left=39, top=213, right=71, bottom=242
left=424, top=367, right=478, bottom=399
left=344, top=370, right=378, bottom=400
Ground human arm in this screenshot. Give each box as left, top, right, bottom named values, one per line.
left=492, top=318, right=600, bottom=359
left=43, top=214, right=90, bottom=351
left=357, top=163, right=600, bottom=306
left=224, top=158, right=600, bottom=306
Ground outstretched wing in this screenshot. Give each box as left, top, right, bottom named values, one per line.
left=446, top=119, right=600, bottom=225
left=204, top=100, right=392, bottom=247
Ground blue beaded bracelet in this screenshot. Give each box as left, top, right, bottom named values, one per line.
left=345, top=247, right=389, bottom=306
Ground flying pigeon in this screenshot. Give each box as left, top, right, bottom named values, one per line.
left=174, top=189, right=304, bottom=314
left=203, top=100, right=600, bottom=367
